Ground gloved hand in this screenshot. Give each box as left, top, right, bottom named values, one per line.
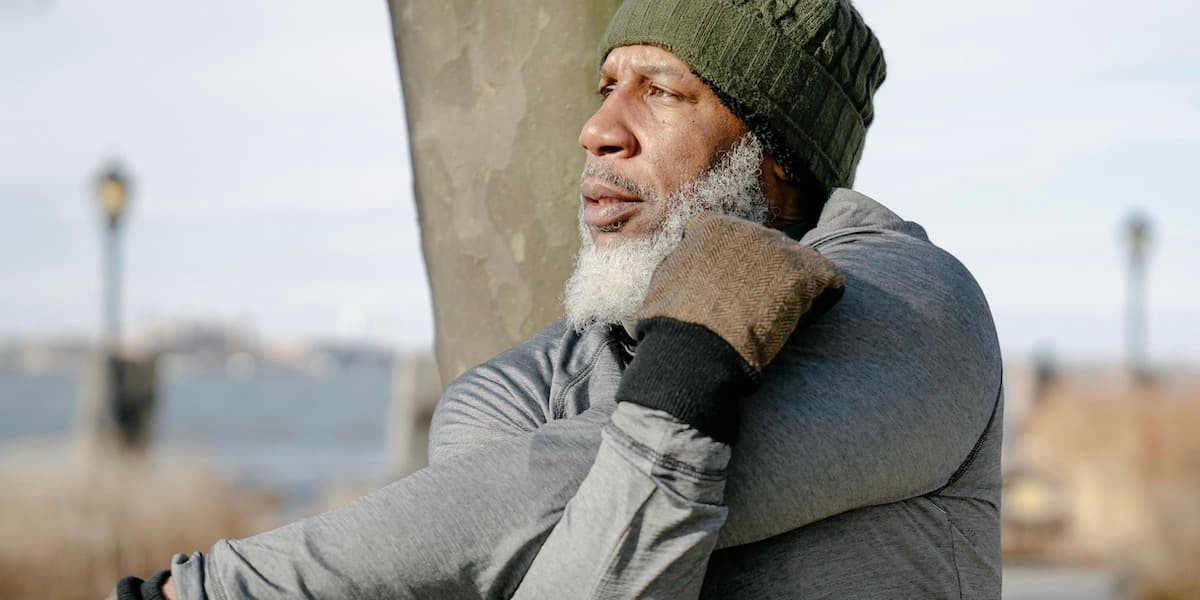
left=640, top=212, right=844, bottom=371
left=112, top=570, right=171, bottom=600
left=617, top=212, right=845, bottom=443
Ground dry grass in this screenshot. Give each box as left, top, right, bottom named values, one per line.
left=1012, top=382, right=1200, bottom=599
left=0, top=449, right=277, bottom=600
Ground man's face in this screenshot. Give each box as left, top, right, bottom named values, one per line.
left=564, top=45, right=771, bottom=332
left=578, top=45, right=751, bottom=248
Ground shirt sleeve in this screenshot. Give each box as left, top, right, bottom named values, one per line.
left=427, top=321, right=566, bottom=464
left=512, top=403, right=731, bottom=600
left=163, top=231, right=1002, bottom=599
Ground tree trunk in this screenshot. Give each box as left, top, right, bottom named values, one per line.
left=388, top=1, right=621, bottom=385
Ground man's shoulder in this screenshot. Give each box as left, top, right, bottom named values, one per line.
left=443, top=320, right=569, bottom=394
left=442, top=319, right=622, bottom=409
left=808, top=189, right=995, bottom=331
left=453, top=319, right=620, bottom=380
left=787, top=189, right=1002, bottom=390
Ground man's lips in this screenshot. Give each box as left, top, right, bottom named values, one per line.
left=580, top=179, right=644, bottom=229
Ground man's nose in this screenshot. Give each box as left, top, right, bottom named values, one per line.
left=579, top=94, right=637, bottom=159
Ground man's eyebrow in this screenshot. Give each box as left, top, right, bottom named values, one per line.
left=599, top=61, right=691, bottom=81
left=633, top=62, right=689, bottom=79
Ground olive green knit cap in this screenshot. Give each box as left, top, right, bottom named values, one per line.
left=599, top=0, right=886, bottom=190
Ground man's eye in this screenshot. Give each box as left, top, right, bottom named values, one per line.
left=649, top=86, right=678, bottom=99
left=598, top=84, right=616, bottom=99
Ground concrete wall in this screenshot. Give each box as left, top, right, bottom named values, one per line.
left=388, top=1, right=621, bottom=384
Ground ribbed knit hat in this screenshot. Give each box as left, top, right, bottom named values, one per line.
left=600, top=0, right=886, bottom=190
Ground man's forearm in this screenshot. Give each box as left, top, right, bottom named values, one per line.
left=512, top=293, right=776, bottom=599
left=166, top=375, right=994, bottom=600
left=167, top=406, right=613, bottom=599
left=162, top=240, right=1000, bottom=598
left=513, top=404, right=730, bottom=599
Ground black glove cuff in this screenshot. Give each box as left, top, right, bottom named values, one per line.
left=617, top=317, right=759, bottom=444
left=115, top=569, right=170, bottom=600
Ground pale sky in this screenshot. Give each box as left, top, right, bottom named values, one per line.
left=2, top=0, right=1198, bottom=360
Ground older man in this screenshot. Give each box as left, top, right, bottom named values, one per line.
left=118, top=1, right=1003, bottom=598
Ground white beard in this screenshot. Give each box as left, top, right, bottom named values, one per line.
left=563, top=133, right=769, bottom=332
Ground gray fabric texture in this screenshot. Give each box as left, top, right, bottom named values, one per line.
left=514, top=404, right=732, bottom=599
left=169, top=189, right=1004, bottom=599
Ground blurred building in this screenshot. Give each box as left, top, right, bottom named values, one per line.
left=1002, top=358, right=1200, bottom=598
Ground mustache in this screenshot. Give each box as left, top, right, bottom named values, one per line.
left=579, top=163, right=657, bottom=201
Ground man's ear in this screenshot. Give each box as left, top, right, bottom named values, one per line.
left=761, top=155, right=804, bottom=229
left=770, top=161, right=789, bottom=182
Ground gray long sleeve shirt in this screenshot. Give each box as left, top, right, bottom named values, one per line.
left=168, top=189, right=1003, bottom=599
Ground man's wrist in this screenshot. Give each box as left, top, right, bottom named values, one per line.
left=617, top=317, right=759, bottom=444
left=162, top=576, right=177, bottom=600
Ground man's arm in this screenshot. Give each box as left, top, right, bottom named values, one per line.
left=513, top=404, right=731, bottom=599
left=161, top=406, right=610, bottom=599
left=514, top=213, right=845, bottom=598
left=138, top=225, right=999, bottom=599
left=441, top=223, right=1002, bottom=597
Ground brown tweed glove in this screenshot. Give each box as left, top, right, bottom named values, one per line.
left=617, top=212, right=845, bottom=444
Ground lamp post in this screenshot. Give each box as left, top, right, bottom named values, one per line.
left=96, top=163, right=130, bottom=346
left=83, top=161, right=156, bottom=453
left=1123, top=212, right=1152, bottom=385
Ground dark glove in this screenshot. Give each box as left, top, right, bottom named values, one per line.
left=113, top=569, right=171, bottom=600
left=617, top=212, right=845, bottom=443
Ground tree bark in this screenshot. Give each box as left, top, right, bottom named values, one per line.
left=388, top=1, right=622, bottom=385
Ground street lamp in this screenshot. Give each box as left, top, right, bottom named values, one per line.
left=95, top=162, right=132, bottom=345
left=87, top=160, right=157, bottom=453
left=1123, top=211, right=1152, bottom=385
left=98, top=167, right=129, bottom=228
